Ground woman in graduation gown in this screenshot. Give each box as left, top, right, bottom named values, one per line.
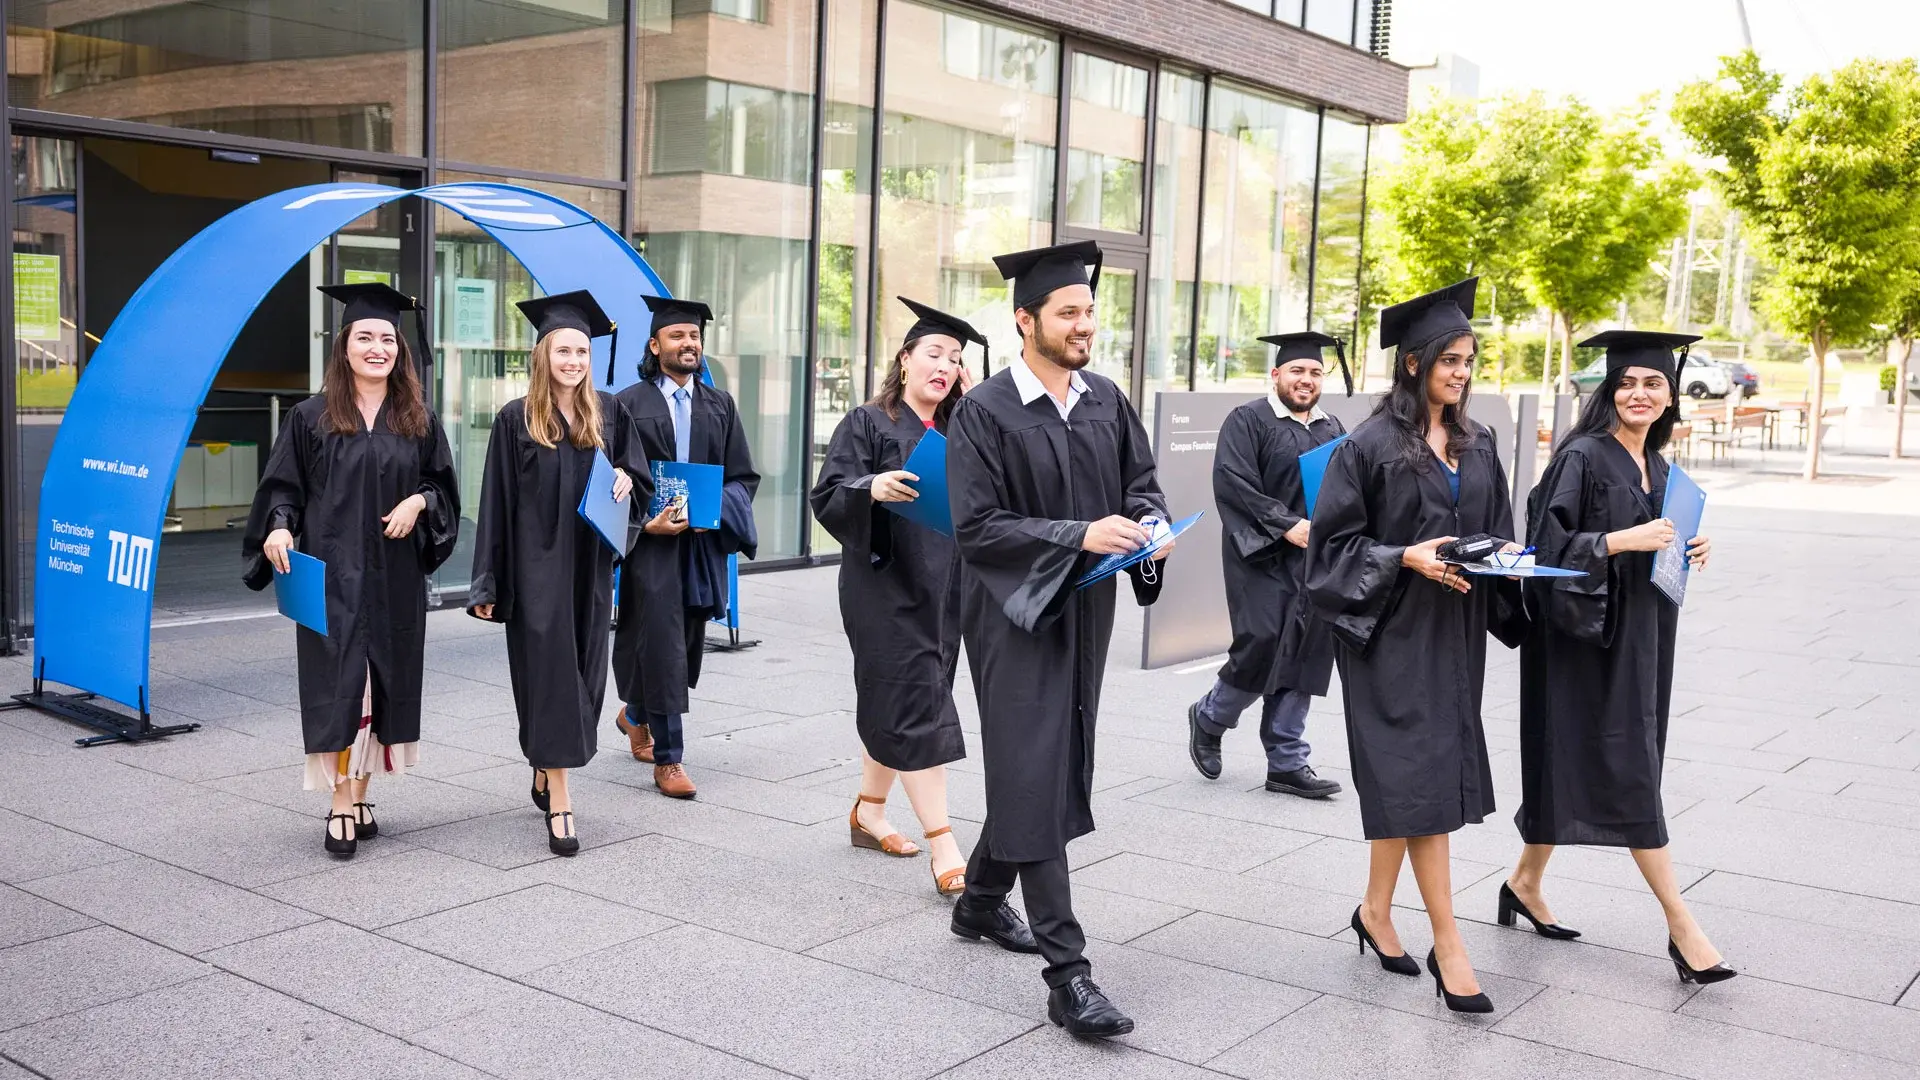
left=1305, top=277, right=1526, bottom=1013
left=809, top=297, right=981, bottom=896
left=1506, top=330, right=1732, bottom=984
left=243, top=283, right=459, bottom=857
left=468, top=290, right=641, bottom=856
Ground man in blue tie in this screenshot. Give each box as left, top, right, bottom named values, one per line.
left=610, top=295, right=760, bottom=799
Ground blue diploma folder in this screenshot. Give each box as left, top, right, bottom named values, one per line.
left=649, top=460, right=724, bottom=530
left=1298, top=434, right=1348, bottom=515
left=1457, top=563, right=1587, bottom=578
left=1076, top=511, right=1203, bottom=589
left=882, top=430, right=953, bottom=536
left=1652, top=464, right=1706, bottom=605
left=273, top=550, right=328, bottom=635
left=577, top=450, right=630, bottom=553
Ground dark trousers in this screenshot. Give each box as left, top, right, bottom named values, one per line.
left=958, top=822, right=1088, bottom=988
left=643, top=710, right=685, bottom=765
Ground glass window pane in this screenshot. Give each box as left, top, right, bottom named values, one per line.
left=1066, top=53, right=1149, bottom=234
left=878, top=1, right=1056, bottom=358
left=634, top=1, right=818, bottom=560
left=6, top=4, right=423, bottom=154
left=1274, top=1, right=1304, bottom=24
left=1144, top=70, right=1206, bottom=428
left=11, top=136, right=80, bottom=621
left=1312, top=116, right=1370, bottom=357
left=1304, top=0, right=1359, bottom=45
left=439, top=0, right=623, bottom=178
left=1197, top=82, right=1319, bottom=393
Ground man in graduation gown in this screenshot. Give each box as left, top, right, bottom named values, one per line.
left=1186, top=331, right=1348, bottom=799
left=609, top=295, right=759, bottom=799
left=946, top=239, right=1169, bottom=1039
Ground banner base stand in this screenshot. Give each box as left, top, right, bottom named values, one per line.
left=703, top=628, right=760, bottom=653
left=3, top=685, right=200, bottom=748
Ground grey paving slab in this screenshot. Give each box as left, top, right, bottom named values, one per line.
left=0, top=972, right=488, bottom=1080
left=1244, top=835, right=1501, bottom=912
left=1666, top=799, right=1920, bottom=904
left=0, top=926, right=208, bottom=1031
left=380, top=883, right=675, bottom=976
left=529, top=923, right=1033, bottom=1080
left=1072, top=885, right=1193, bottom=944
left=206, top=765, right=522, bottom=834
left=0, top=884, right=93, bottom=949
left=1073, top=852, right=1355, bottom=937
left=410, top=994, right=791, bottom=1080
left=1069, top=794, right=1321, bottom=874
left=1123, top=777, right=1371, bottom=842
left=205, top=919, right=546, bottom=1037
left=686, top=729, right=857, bottom=783
left=1495, top=986, right=1908, bottom=1080
left=0, top=756, right=200, bottom=824
left=1742, top=784, right=1920, bottom=830
left=21, top=855, right=317, bottom=954
left=930, top=1027, right=1225, bottom=1080
left=0, top=808, right=129, bottom=885
left=1677, top=972, right=1920, bottom=1066
left=260, top=847, right=529, bottom=930
left=1682, top=870, right=1920, bottom=943
left=1450, top=917, right=1701, bottom=1012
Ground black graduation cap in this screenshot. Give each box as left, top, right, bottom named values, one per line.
left=319, top=281, right=432, bottom=378
left=899, top=296, right=992, bottom=376
left=1576, top=329, right=1701, bottom=381
left=1256, top=330, right=1352, bottom=397
left=642, top=294, right=713, bottom=338
left=514, top=289, right=619, bottom=385
left=1378, top=277, right=1479, bottom=354
left=991, top=240, right=1103, bottom=310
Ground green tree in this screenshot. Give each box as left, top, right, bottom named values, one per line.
left=1516, top=100, right=1694, bottom=393
left=1675, top=52, right=1920, bottom=479
left=1880, top=274, right=1920, bottom=460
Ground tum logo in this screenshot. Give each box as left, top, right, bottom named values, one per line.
left=107, top=530, right=154, bottom=591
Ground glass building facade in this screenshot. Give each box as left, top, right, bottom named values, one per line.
left=2, top=0, right=1389, bottom=639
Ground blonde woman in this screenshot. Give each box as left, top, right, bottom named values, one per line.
left=469, top=290, right=642, bottom=856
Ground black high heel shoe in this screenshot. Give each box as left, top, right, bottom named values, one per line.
left=530, top=769, right=550, bottom=813
left=324, top=812, right=357, bottom=857
left=1668, top=939, right=1737, bottom=985
left=1350, top=906, right=1420, bottom=976
left=546, top=810, right=579, bottom=856
left=352, top=801, right=379, bottom=839
left=1426, top=949, right=1493, bottom=1014
left=1497, top=882, right=1580, bottom=939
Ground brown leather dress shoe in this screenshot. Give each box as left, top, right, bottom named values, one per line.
left=613, top=709, right=654, bottom=763
left=653, top=763, right=696, bottom=799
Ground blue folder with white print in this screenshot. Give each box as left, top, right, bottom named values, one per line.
left=1652, top=464, right=1706, bottom=605
left=577, top=449, right=629, bottom=553
left=649, top=460, right=724, bottom=530
left=882, top=429, right=954, bottom=537
left=1076, top=512, right=1203, bottom=589
left=273, top=550, right=328, bottom=635
left=1298, top=434, right=1348, bottom=515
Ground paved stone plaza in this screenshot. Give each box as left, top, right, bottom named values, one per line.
left=2, top=461, right=1917, bottom=1080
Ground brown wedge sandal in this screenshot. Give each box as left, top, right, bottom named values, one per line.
left=925, top=826, right=966, bottom=896
left=850, top=795, right=919, bottom=856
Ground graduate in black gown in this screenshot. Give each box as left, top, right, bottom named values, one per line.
left=1304, top=278, right=1527, bottom=1013
left=468, top=290, right=641, bottom=856
left=244, top=283, right=459, bottom=857
left=810, top=298, right=981, bottom=895
left=609, top=294, right=759, bottom=800
left=1186, top=331, right=1348, bottom=799
left=1507, top=330, right=1733, bottom=985
left=946, top=241, right=1168, bottom=1039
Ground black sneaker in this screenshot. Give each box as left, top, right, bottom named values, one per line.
left=1188, top=703, right=1222, bottom=780
left=1266, top=765, right=1341, bottom=798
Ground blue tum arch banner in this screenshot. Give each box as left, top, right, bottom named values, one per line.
left=32, top=181, right=704, bottom=714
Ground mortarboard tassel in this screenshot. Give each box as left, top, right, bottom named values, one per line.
left=606, top=322, right=620, bottom=386
left=411, top=303, right=433, bottom=386
left=1334, top=339, right=1354, bottom=398
left=982, top=337, right=992, bottom=379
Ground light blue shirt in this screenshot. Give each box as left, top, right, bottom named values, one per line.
left=655, top=374, right=693, bottom=463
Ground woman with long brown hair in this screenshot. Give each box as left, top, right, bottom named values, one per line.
left=243, top=282, right=460, bottom=857
left=468, top=290, right=640, bottom=856
left=809, top=298, right=980, bottom=895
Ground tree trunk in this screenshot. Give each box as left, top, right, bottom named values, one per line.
left=1805, top=333, right=1828, bottom=482
left=1558, top=311, right=1575, bottom=396
left=1895, top=337, right=1913, bottom=461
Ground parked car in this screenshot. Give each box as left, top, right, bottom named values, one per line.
left=1569, top=355, right=1733, bottom=399
left=1725, top=360, right=1761, bottom=398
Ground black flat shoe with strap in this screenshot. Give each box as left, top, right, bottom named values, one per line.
left=352, top=801, right=379, bottom=839
left=531, top=769, right=551, bottom=813
left=324, top=812, right=357, bottom=857
left=546, top=809, right=579, bottom=856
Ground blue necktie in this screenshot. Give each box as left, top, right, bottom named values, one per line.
left=672, top=385, right=691, bottom=463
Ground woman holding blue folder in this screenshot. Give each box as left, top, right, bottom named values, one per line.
left=1507, top=330, right=1731, bottom=984
left=468, top=291, right=639, bottom=856
left=809, top=298, right=981, bottom=895
left=242, top=283, right=459, bottom=858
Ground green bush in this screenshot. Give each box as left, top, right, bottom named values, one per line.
left=1883, top=365, right=1900, bottom=392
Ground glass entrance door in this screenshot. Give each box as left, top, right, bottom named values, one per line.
left=1085, top=251, right=1143, bottom=398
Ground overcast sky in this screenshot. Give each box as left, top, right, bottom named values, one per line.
left=1391, top=0, right=1920, bottom=109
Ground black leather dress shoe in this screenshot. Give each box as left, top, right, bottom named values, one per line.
left=1266, top=765, right=1341, bottom=798
left=1188, top=703, right=1222, bottom=780
left=950, top=900, right=1040, bottom=954
left=1047, top=975, right=1134, bottom=1038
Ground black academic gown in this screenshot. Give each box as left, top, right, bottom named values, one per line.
left=1213, top=400, right=1346, bottom=696
left=611, top=375, right=759, bottom=717
left=809, top=404, right=966, bottom=772
left=467, top=395, right=641, bottom=769
left=242, top=396, right=459, bottom=755
left=1517, top=433, right=1678, bottom=849
left=1304, top=416, right=1526, bottom=840
left=947, top=370, right=1167, bottom=863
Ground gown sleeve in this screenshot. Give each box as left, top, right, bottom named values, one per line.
left=1118, top=390, right=1170, bottom=607
left=414, top=410, right=462, bottom=574
left=239, top=404, right=314, bottom=591
left=1303, top=437, right=1405, bottom=653
left=1525, top=449, right=1614, bottom=648
left=466, top=409, right=518, bottom=622
left=947, top=395, right=1089, bottom=634
left=807, top=410, right=894, bottom=567
left=1214, top=408, right=1299, bottom=564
